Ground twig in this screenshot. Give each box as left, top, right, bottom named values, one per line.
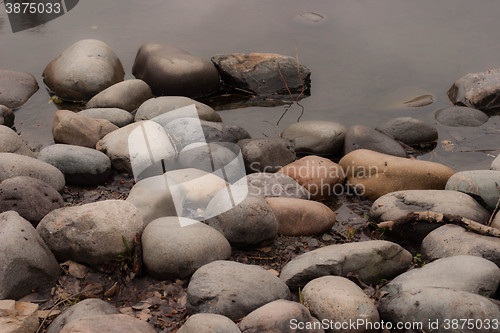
left=36, top=293, right=81, bottom=333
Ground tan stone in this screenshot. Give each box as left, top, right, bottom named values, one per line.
left=339, top=149, right=455, bottom=200
left=265, top=197, right=336, bottom=236
left=278, top=155, right=344, bottom=200
left=0, top=300, right=39, bottom=333
left=60, top=314, right=155, bottom=333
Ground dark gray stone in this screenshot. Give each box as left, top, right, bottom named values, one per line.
left=435, top=106, right=489, bottom=127
left=0, top=70, right=39, bottom=109
left=448, top=68, right=500, bottom=111
left=376, top=117, right=438, bottom=145
left=38, top=144, right=112, bottom=185
left=344, top=125, right=407, bottom=157
left=281, top=120, right=346, bottom=155
left=0, top=125, right=35, bottom=156
left=201, top=121, right=251, bottom=143
left=0, top=176, right=63, bottom=226
left=0, top=211, right=61, bottom=300
left=85, top=79, right=153, bottom=112
left=132, top=43, right=220, bottom=98
left=78, top=108, right=134, bottom=127
left=43, top=39, right=124, bottom=101
left=238, top=138, right=296, bottom=173
left=445, top=170, right=500, bottom=210
left=178, top=313, right=240, bottom=333
left=0, top=105, right=14, bottom=127
left=212, top=53, right=310, bottom=95
left=187, top=260, right=291, bottom=320
left=246, top=172, right=310, bottom=199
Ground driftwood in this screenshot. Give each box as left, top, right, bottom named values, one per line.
left=377, top=211, right=500, bottom=238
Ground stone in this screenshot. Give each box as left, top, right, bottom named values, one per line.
left=422, top=224, right=500, bottom=267
left=246, top=172, right=310, bottom=199
left=36, top=200, right=143, bottom=268
left=379, top=288, right=500, bottom=332
left=43, top=39, right=124, bottom=101
left=492, top=154, right=500, bottom=170
left=435, top=106, right=489, bottom=127
left=204, top=194, right=278, bottom=247
left=59, top=314, right=155, bottom=333
left=0, top=300, right=39, bottom=333
left=142, top=217, right=231, bottom=279
left=402, top=94, right=435, bottom=107
left=187, top=260, right=290, bottom=320
left=52, top=110, right=118, bottom=148
left=47, top=299, right=120, bottom=333
left=212, top=53, right=310, bottom=95
left=78, top=108, right=134, bottom=127
left=133, top=43, right=220, bottom=98
left=0, top=211, right=61, bottom=300
left=339, top=149, right=455, bottom=200
left=135, top=96, right=221, bottom=123
left=0, top=176, right=63, bottom=226
left=0, top=70, right=39, bottom=109
left=238, top=138, right=296, bottom=173
left=178, top=313, right=240, bottom=333
left=239, top=299, right=324, bottom=333
left=0, top=105, right=15, bottom=128
left=382, top=255, right=500, bottom=298
left=0, top=152, right=65, bottom=191
left=38, top=144, right=112, bottom=185
left=0, top=125, right=35, bottom=156
left=494, top=213, right=500, bottom=229
left=280, top=240, right=412, bottom=288
left=375, top=117, right=438, bottom=145
left=265, top=197, right=336, bottom=236
left=278, top=156, right=344, bottom=200
left=445, top=170, right=500, bottom=210
left=200, top=121, right=251, bottom=143
left=344, top=125, right=407, bottom=157
left=302, top=276, right=379, bottom=332
left=85, top=79, right=153, bottom=112
left=281, top=121, right=347, bottom=155
left=448, top=68, right=500, bottom=110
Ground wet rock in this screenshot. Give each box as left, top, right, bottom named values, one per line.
left=402, top=94, right=435, bottom=107
left=52, top=110, right=118, bottom=148
left=212, top=53, right=310, bottom=95
left=422, top=224, right=500, bottom=267
left=382, top=255, right=500, bottom=297
left=0, top=300, right=38, bottom=333
left=38, top=144, right=111, bottom=185
left=201, top=121, right=251, bottom=143
left=379, top=288, right=500, bottom=332
left=0, top=176, right=63, bottom=226
left=0, top=152, right=65, bottom=191
left=0, top=105, right=14, bottom=128
left=246, top=172, right=310, bottom=199
left=344, top=125, right=407, bottom=157
left=265, top=197, right=336, bottom=236
left=85, top=79, right=153, bottom=111
left=43, top=39, right=124, bottom=101
left=339, top=149, right=455, bottom=200
left=0, top=70, right=39, bottom=109
left=133, top=43, right=220, bottom=98
left=435, top=106, right=489, bottom=127
left=448, top=68, right=500, bottom=111
left=375, top=117, right=438, bottom=145
left=238, top=137, right=296, bottom=173
left=36, top=200, right=143, bottom=268
left=0, top=125, right=35, bottom=156
left=239, top=299, right=324, bottom=333
left=302, top=276, right=379, bottom=332
left=142, top=217, right=231, bottom=279
left=492, top=154, right=500, bottom=170
left=78, top=108, right=134, bottom=127
left=445, top=170, right=500, bottom=210
left=135, top=96, right=221, bottom=123
left=280, top=240, right=412, bottom=288
left=47, top=299, right=120, bottom=333
left=278, top=156, right=344, bottom=200
left=59, top=314, right=155, bottom=333
left=0, top=211, right=61, bottom=300
left=178, top=313, right=240, bottom=333
left=187, top=260, right=290, bottom=320
left=281, top=120, right=347, bottom=155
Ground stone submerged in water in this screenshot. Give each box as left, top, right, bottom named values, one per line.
left=133, top=43, right=220, bottom=98
left=434, top=106, right=489, bottom=127
left=178, top=313, right=240, bottom=333
left=43, top=39, right=124, bottom=101
left=344, top=125, right=407, bottom=157
left=448, top=68, right=500, bottom=111
left=238, top=137, right=296, bottom=173
left=0, top=70, right=39, bottom=109
left=78, top=108, right=134, bottom=128
left=375, top=117, right=438, bottom=145
left=445, top=170, right=500, bottom=211
left=211, top=53, right=311, bottom=95
left=85, top=79, right=153, bottom=112
left=0, top=125, right=35, bottom=157
left=0, top=105, right=14, bottom=128
left=281, top=120, right=346, bottom=155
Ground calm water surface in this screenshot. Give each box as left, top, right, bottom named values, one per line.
left=1, top=0, right=499, bottom=170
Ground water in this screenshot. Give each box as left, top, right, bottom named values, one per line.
left=1, top=0, right=499, bottom=170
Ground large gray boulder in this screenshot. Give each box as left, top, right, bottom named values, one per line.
left=344, top=125, right=407, bottom=157
left=178, top=313, right=240, bottom=333
left=43, top=39, right=124, bottom=101
left=435, top=106, right=489, bottom=127
left=132, top=43, right=220, bottom=98
left=238, top=137, right=296, bottom=173
left=0, top=105, right=14, bottom=128
left=85, top=79, right=153, bottom=111
left=0, top=211, right=61, bottom=300
left=448, top=68, right=500, bottom=110
left=445, top=170, right=500, bottom=211
left=78, top=108, right=134, bottom=128
left=0, top=70, right=39, bottom=109
left=375, top=117, right=438, bottom=145
left=0, top=125, right=35, bottom=156
left=187, top=260, right=291, bottom=320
